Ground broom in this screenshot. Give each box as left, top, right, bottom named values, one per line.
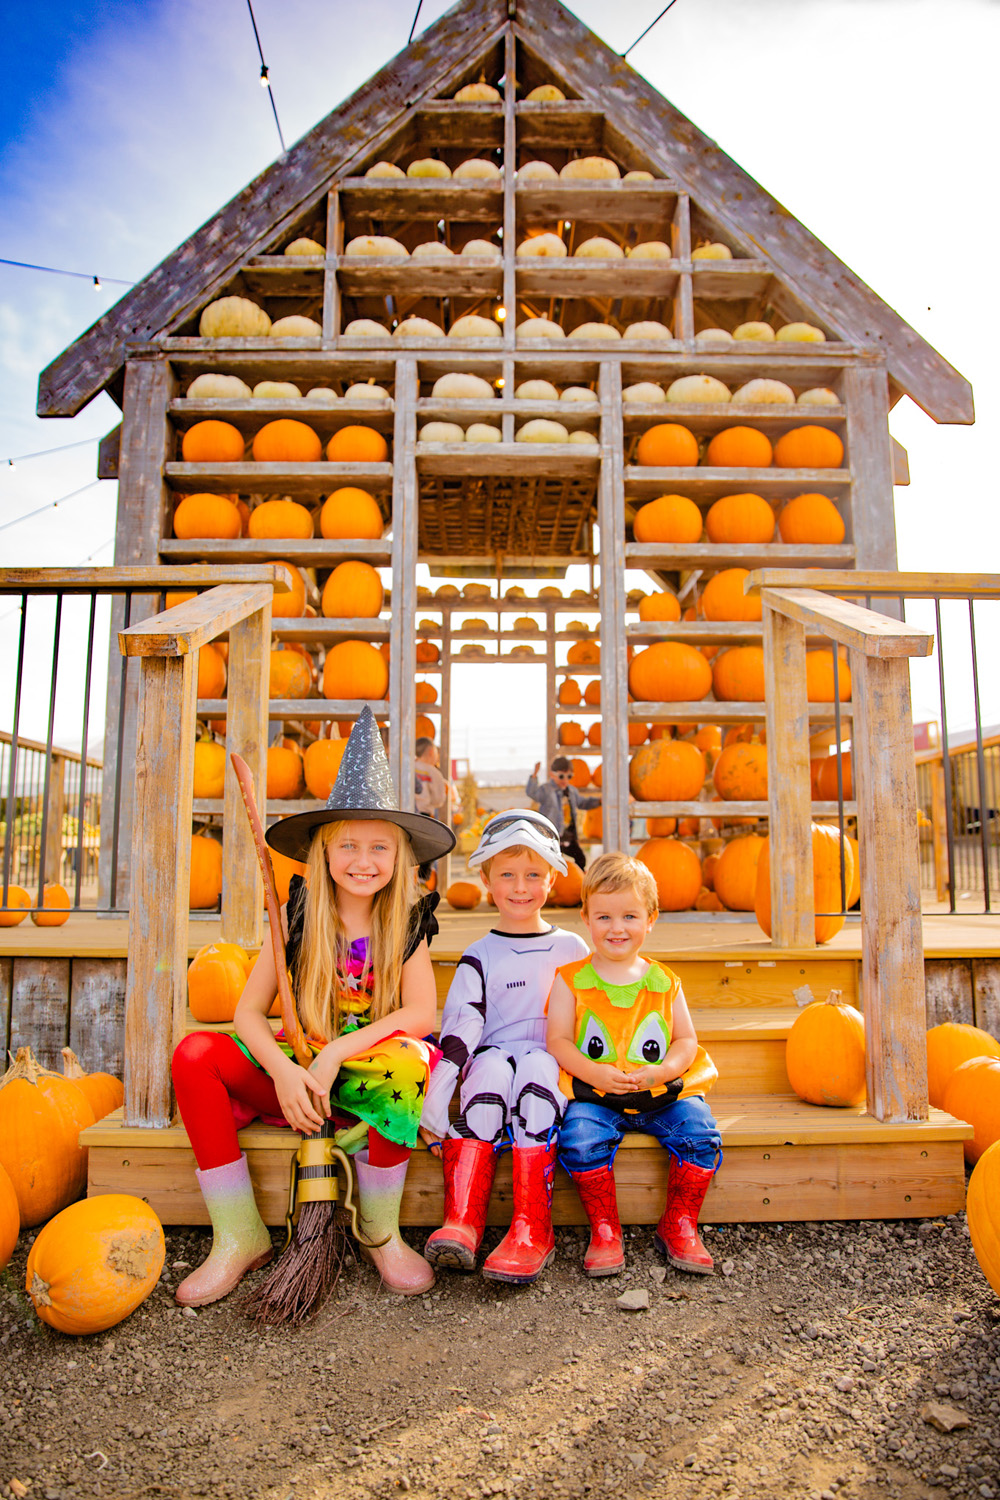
left=229, top=753, right=379, bottom=1324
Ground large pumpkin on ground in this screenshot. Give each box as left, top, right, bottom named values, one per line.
left=26, top=1194, right=165, bottom=1335
left=926, top=1022, right=1000, bottom=1110
left=303, top=737, right=349, bottom=799
left=0, top=1048, right=95, bottom=1228
left=629, top=643, right=712, bottom=703
left=943, top=1057, right=1000, bottom=1165
left=322, top=640, right=389, bottom=700
left=628, top=740, right=705, bottom=801
left=637, top=839, right=702, bottom=911
left=755, top=823, right=854, bottom=944
left=60, top=1049, right=124, bottom=1122
left=321, top=560, right=385, bottom=618
left=188, top=942, right=254, bottom=1023
left=967, top=1141, right=1000, bottom=1297
left=190, top=832, right=223, bottom=909
left=786, top=989, right=866, bottom=1106
left=0, top=1161, right=18, bottom=1270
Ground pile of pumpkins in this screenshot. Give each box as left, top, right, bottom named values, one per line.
left=0, top=882, right=72, bottom=927
left=0, top=1046, right=162, bottom=1335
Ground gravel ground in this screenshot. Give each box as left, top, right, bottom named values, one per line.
left=2, top=1211, right=998, bottom=1500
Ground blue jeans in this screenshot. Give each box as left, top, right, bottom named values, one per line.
left=559, top=1094, right=722, bottom=1174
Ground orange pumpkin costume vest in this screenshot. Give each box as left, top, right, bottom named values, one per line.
left=553, top=956, right=717, bottom=1107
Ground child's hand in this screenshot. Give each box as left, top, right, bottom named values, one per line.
left=273, top=1059, right=330, bottom=1134
left=626, top=1063, right=672, bottom=1091
left=592, top=1063, right=640, bottom=1093
left=418, top=1126, right=444, bottom=1159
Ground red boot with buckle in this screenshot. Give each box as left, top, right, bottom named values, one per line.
left=424, top=1138, right=497, bottom=1271
left=570, top=1164, right=625, bottom=1276
left=482, top=1144, right=556, bottom=1285
left=654, top=1156, right=716, bottom=1274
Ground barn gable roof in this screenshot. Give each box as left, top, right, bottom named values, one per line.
left=37, top=0, right=972, bottom=424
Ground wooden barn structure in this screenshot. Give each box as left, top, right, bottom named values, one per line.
left=4, top=0, right=988, bottom=1227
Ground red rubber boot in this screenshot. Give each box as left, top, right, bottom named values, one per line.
left=482, top=1144, right=556, bottom=1285
left=424, top=1138, right=497, bottom=1271
left=569, top=1164, right=625, bottom=1276
left=654, top=1157, right=716, bottom=1274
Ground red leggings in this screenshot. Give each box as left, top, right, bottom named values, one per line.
left=172, top=1031, right=409, bottom=1171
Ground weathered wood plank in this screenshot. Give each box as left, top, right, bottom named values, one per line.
left=164, top=461, right=393, bottom=495
left=0, top=956, right=12, bottom=1060
left=222, top=606, right=271, bottom=949
left=389, top=359, right=418, bottom=805
left=10, top=958, right=70, bottom=1070
left=924, top=959, right=974, bottom=1028
left=119, top=583, right=273, bottom=657
left=627, top=701, right=853, bottom=724
left=69, top=958, right=127, bottom=1077
left=762, top=605, right=814, bottom=948
left=843, top=364, right=899, bottom=572
left=0, top=565, right=291, bottom=592
left=97, top=424, right=121, bottom=480
left=597, top=360, right=629, bottom=850
left=891, top=436, right=910, bottom=486
left=746, top=570, right=1000, bottom=599
left=160, top=539, right=392, bottom=566
left=972, top=959, right=1000, bottom=1037
left=758, top=586, right=934, bottom=659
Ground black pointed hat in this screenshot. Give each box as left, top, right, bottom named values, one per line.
left=264, top=706, right=456, bottom=864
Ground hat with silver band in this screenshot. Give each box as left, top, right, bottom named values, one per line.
left=467, top=808, right=567, bottom=875
left=265, top=706, right=456, bottom=865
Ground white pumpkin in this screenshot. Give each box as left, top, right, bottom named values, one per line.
left=462, top=617, right=490, bottom=631
left=691, top=243, right=733, bottom=261
left=343, top=319, right=391, bottom=337
left=420, top=422, right=466, bottom=443
left=516, top=232, right=567, bottom=257
left=269, top=315, right=322, bottom=338
left=623, top=170, right=655, bottom=182
left=667, top=375, right=731, bottom=404
left=516, top=318, right=565, bottom=341
left=505, top=586, right=527, bottom=600
left=797, top=387, right=840, bottom=407
left=517, top=160, right=560, bottom=180
left=517, top=419, right=569, bottom=443
left=513, top=616, right=540, bottom=631
left=461, top=238, right=502, bottom=259
left=732, top=379, right=795, bottom=405
left=695, top=328, right=734, bottom=344
left=454, top=158, right=502, bottom=180
left=569, top=322, right=621, bottom=340
left=365, top=161, right=405, bottom=179
left=516, top=379, right=560, bottom=400
left=343, top=383, right=391, bottom=401
left=568, top=431, right=599, bottom=445
left=560, top=387, right=598, bottom=404
left=199, top=297, right=271, bottom=338
left=573, top=236, right=624, bottom=259
left=623, top=321, right=671, bottom=340
left=432, top=372, right=495, bottom=400
left=186, top=373, right=253, bottom=400
left=251, top=381, right=302, bottom=400
left=566, top=620, right=590, bottom=633
left=777, top=322, right=826, bottom=343
left=622, top=382, right=666, bottom=404
left=733, top=321, right=776, bottom=342
left=467, top=423, right=502, bottom=443
left=560, top=156, right=620, bottom=180
left=448, top=314, right=501, bottom=338
left=525, top=84, right=566, bottom=102
left=462, top=582, right=491, bottom=598
left=394, top=317, right=444, bottom=338
left=411, top=242, right=455, bottom=260
left=454, top=80, right=501, bottom=102
left=305, top=387, right=340, bottom=402
left=407, top=159, right=452, bottom=178
left=344, top=235, right=409, bottom=258
left=628, top=241, right=672, bottom=260
left=459, top=643, right=488, bottom=657
left=284, top=237, right=325, bottom=257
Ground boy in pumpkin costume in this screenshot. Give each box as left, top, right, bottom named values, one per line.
left=419, top=810, right=588, bottom=1283
left=547, top=852, right=722, bottom=1276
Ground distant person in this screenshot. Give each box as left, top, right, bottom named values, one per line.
left=415, top=737, right=451, bottom=884
left=526, top=755, right=600, bottom=871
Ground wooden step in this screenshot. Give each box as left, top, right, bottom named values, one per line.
left=81, top=1102, right=970, bottom=1228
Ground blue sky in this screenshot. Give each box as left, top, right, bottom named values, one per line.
left=1, top=0, right=998, bottom=753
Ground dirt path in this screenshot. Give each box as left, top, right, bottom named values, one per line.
left=2, top=1213, right=998, bottom=1500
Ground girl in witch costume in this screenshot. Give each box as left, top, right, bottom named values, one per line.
left=171, top=708, right=455, bottom=1306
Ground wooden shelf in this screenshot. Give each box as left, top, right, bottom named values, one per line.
left=515, top=178, right=677, bottom=224
left=337, top=259, right=503, bottom=298
left=621, top=400, right=846, bottom=431
left=412, top=100, right=504, bottom=148
left=339, top=177, right=504, bottom=221
left=237, top=258, right=325, bottom=297
left=198, top=699, right=389, bottom=720
left=626, top=542, right=856, bottom=572
left=163, top=461, right=393, bottom=496
left=625, top=622, right=839, bottom=645
left=634, top=800, right=858, bottom=818
left=271, top=617, right=390, bottom=642
left=515, top=102, right=605, bottom=148
left=624, top=466, right=852, bottom=500
left=168, top=397, right=394, bottom=433
left=627, top=701, right=854, bottom=723
left=415, top=441, right=600, bottom=476
left=416, top=398, right=599, bottom=431
left=515, top=259, right=679, bottom=298
left=690, top=261, right=772, bottom=299
left=160, top=539, right=392, bottom=566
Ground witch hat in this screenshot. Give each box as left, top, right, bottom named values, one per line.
left=264, top=707, right=456, bottom=865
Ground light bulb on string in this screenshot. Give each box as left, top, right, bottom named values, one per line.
left=495, top=377, right=505, bottom=389
left=93, top=276, right=101, bottom=290
left=495, top=305, right=507, bottom=322
left=260, top=64, right=270, bottom=88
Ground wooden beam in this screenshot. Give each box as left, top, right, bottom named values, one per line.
left=843, top=365, right=898, bottom=572
left=222, top=605, right=270, bottom=949
left=389, top=359, right=419, bottom=806
left=758, top=587, right=934, bottom=659
left=119, top=583, right=273, bottom=657
left=0, top=565, right=291, bottom=593
left=746, top=570, right=1000, bottom=599
left=597, top=360, right=629, bottom=851
left=762, top=605, right=814, bottom=948
left=97, top=424, right=121, bottom=480
left=891, top=436, right=910, bottom=486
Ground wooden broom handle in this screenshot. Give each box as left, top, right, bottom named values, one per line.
left=230, top=752, right=311, bottom=1066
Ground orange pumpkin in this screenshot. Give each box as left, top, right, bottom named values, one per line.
left=326, top=426, right=390, bottom=464
left=778, top=492, right=845, bottom=544
left=815, top=752, right=853, bottom=802
left=678, top=816, right=701, bottom=838
left=270, top=562, right=308, bottom=619
left=704, top=493, right=774, bottom=544
left=755, top=823, right=854, bottom=944
left=701, top=851, right=720, bottom=890
left=647, top=816, right=677, bottom=836
left=584, top=680, right=601, bottom=707
left=181, top=420, right=245, bottom=464
left=637, top=590, right=682, bottom=622
left=592, top=762, right=604, bottom=788
left=567, top=640, right=600, bottom=666
left=190, top=832, right=223, bottom=909
left=267, top=744, right=305, bottom=799
left=248, top=498, right=314, bottom=539
left=0, top=885, right=31, bottom=926
left=967, top=1140, right=1000, bottom=1298
left=713, top=834, right=766, bottom=911
left=252, top=419, right=323, bottom=463
left=694, top=724, right=722, bottom=756
left=629, top=739, right=706, bottom=801
left=581, top=807, right=602, bottom=841
left=0, top=1161, right=18, bottom=1271
left=847, top=835, right=861, bottom=908
left=633, top=494, right=703, bottom=544
left=31, top=884, right=71, bottom=927
left=59, top=1048, right=123, bottom=1123
left=416, top=681, right=438, bottom=705
left=270, top=843, right=307, bottom=905
left=635, top=424, right=699, bottom=468
left=701, top=568, right=762, bottom=622
left=319, top=487, right=384, bottom=539
left=0, top=1048, right=95, bottom=1227
left=559, top=721, right=586, bottom=747
left=786, top=989, right=866, bottom=1107
left=637, top=838, right=702, bottom=911
left=558, top=678, right=583, bottom=706
left=587, top=722, right=603, bottom=748
left=773, top=426, right=845, bottom=470
left=712, top=646, right=766, bottom=702
left=706, top=427, right=773, bottom=469
left=926, top=1023, right=1000, bottom=1110
left=192, top=732, right=226, bottom=799
left=713, top=741, right=767, bottom=801
left=321, top=560, right=385, bottom=619
left=197, top=643, right=227, bottom=699
left=628, top=723, right=649, bottom=747
left=173, top=493, right=241, bottom=540
left=943, top=1057, right=1000, bottom=1165
left=806, top=650, right=852, bottom=702
left=188, top=941, right=254, bottom=1023
left=322, top=640, right=389, bottom=700
left=695, top=888, right=725, bottom=912
left=269, top=647, right=313, bottom=700
left=26, top=1194, right=165, bottom=1335
left=303, top=737, right=349, bottom=799
left=415, top=714, right=436, bottom=740
left=629, top=643, right=712, bottom=703
left=416, top=641, right=440, bottom=664
left=550, top=862, right=584, bottom=907
left=446, top=881, right=482, bottom=910
left=570, top=757, right=592, bottom=788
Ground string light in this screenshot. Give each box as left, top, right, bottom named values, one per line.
left=621, top=0, right=680, bottom=58
left=0, top=258, right=134, bottom=288
left=495, top=305, right=507, bottom=322
left=246, top=0, right=286, bottom=154
left=2, top=437, right=98, bottom=468
left=408, top=0, right=424, bottom=44
left=0, top=480, right=104, bottom=537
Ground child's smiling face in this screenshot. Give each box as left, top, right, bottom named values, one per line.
left=581, top=886, right=656, bottom=965
left=482, top=848, right=554, bottom=924
left=325, top=820, right=398, bottom=896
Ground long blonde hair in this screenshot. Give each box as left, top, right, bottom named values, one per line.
left=293, top=820, right=418, bottom=1041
